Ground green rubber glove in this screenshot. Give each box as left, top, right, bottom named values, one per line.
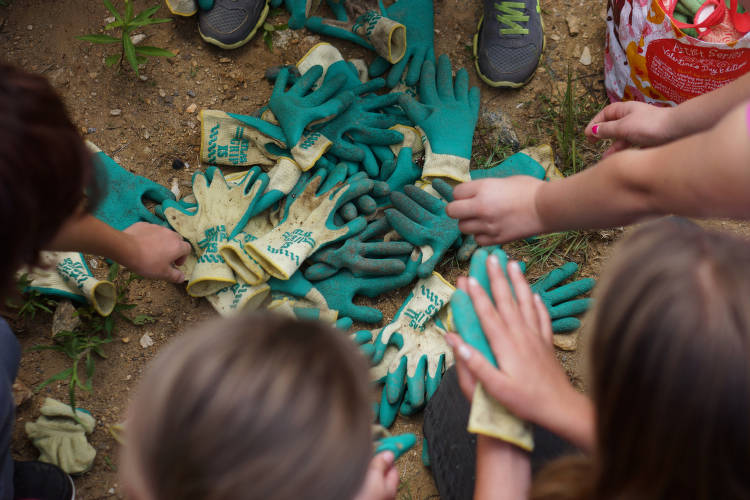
left=21, top=252, right=116, bottom=316
left=304, top=217, right=413, bottom=280
left=530, top=262, right=595, bottom=333
left=269, top=65, right=351, bottom=148
left=367, top=273, right=455, bottom=409
left=86, top=142, right=174, bottom=231
left=199, top=109, right=288, bottom=168
left=313, top=162, right=389, bottom=223
left=295, top=42, right=368, bottom=91
left=374, top=432, right=417, bottom=460
left=376, top=147, right=422, bottom=202
left=305, top=2, right=406, bottom=64
left=25, top=398, right=96, bottom=475
left=368, top=0, right=436, bottom=87
left=385, top=179, right=461, bottom=279
left=270, top=0, right=321, bottom=30
left=306, top=79, right=403, bottom=177
left=470, top=151, right=547, bottom=180
left=398, top=55, right=481, bottom=183
left=244, top=170, right=372, bottom=280
left=163, top=166, right=269, bottom=296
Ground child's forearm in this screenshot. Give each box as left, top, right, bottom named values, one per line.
left=474, top=437, right=531, bottom=500
left=49, top=214, right=139, bottom=263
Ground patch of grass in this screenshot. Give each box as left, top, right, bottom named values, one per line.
left=6, top=274, right=58, bottom=319
left=76, top=0, right=174, bottom=78
left=30, top=263, right=154, bottom=411
left=518, top=230, right=592, bottom=271
left=262, top=9, right=288, bottom=51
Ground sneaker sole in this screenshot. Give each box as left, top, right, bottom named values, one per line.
left=472, top=13, right=546, bottom=88
left=199, top=2, right=269, bottom=50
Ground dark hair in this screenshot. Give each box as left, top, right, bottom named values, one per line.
left=0, top=63, right=100, bottom=294
left=532, top=218, right=750, bottom=500
left=124, top=313, right=373, bottom=500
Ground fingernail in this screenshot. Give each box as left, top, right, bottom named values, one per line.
left=445, top=334, right=457, bottom=348
left=381, top=451, right=395, bottom=464
left=534, top=293, right=543, bottom=304
left=468, top=276, right=480, bottom=288
left=458, top=344, right=472, bottom=361
left=488, top=254, right=499, bottom=267
left=591, top=124, right=599, bottom=136
left=509, top=260, right=521, bottom=273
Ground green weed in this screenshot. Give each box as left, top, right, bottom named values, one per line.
left=262, top=8, right=288, bottom=51
left=30, top=263, right=154, bottom=411
left=76, top=0, right=174, bottom=78
left=518, top=230, right=592, bottom=271
left=6, top=274, right=58, bottom=319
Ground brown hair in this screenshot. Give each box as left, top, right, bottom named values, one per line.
left=123, top=313, right=373, bottom=500
left=532, top=218, right=750, bottom=500
left=0, top=63, right=99, bottom=294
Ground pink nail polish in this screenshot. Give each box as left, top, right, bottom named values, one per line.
left=458, top=344, right=472, bottom=361
left=592, top=124, right=599, bottom=136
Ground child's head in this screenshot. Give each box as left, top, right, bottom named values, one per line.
left=0, top=63, right=100, bottom=292
left=121, top=313, right=373, bottom=500
left=589, top=218, right=750, bottom=498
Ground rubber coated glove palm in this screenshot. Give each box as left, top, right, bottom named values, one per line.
left=305, top=217, right=413, bottom=280
left=21, top=252, right=116, bottom=316
left=385, top=179, right=461, bottom=278
left=269, top=65, right=351, bottom=148
left=305, top=1, right=406, bottom=64
left=245, top=171, right=372, bottom=280
left=163, top=167, right=269, bottom=296
left=200, top=109, right=288, bottom=167
left=398, top=55, right=481, bottom=183
left=368, top=273, right=455, bottom=409
left=25, top=398, right=96, bottom=475
left=86, top=142, right=174, bottom=230
left=368, top=0, right=436, bottom=88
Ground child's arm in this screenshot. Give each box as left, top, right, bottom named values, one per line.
left=48, top=214, right=191, bottom=283
left=586, top=71, right=750, bottom=154
left=448, top=101, right=750, bottom=245
left=474, top=436, right=531, bottom=500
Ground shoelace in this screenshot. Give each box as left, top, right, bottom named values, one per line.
left=494, top=1, right=530, bottom=35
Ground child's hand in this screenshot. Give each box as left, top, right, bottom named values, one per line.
left=585, top=101, right=677, bottom=157
left=123, top=222, right=192, bottom=283
left=446, top=177, right=545, bottom=245
left=353, top=452, right=399, bottom=500
left=447, top=256, right=595, bottom=450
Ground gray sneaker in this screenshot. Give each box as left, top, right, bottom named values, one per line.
left=473, top=0, right=545, bottom=88
left=199, top=0, right=269, bottom=50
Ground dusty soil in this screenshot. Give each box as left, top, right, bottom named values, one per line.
left=2, top=0, right=731, bottom=498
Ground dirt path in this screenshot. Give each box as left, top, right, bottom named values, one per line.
left=3, top=0, right=620, bottom=498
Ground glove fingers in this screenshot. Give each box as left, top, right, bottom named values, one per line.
left=430, top=178, right=455, bottom=203
left=543, top=278, right=596, bottom=305
left=402, top=185, right=446, bottom=215
left=339, top=202, right=358, bottom=221
left=271, top=66, right=290, bottom=98
left=406, top=356, right=427, bottom=407
left=435, top=54, right=454, bottom=100
left=397, top=94, right=430, bottom=123
left=417, top=251, right=443, bottom=279
left=362, top=241, right=413, bottom=257
left=469, top=86, right=481, bottom=117
left=532, top=262, right=579, bottom=292
left=348, top=128, right=403, bottom=146
left=405, top=48, right=426, bottom=87
left=355, top=194, right=377, bottom=215
left=369, top=55, right=390, bottom=77
left=551, top=317, right=582, bottom=333
left=450, top=290, right=498, bottom=366
left=378, top=388, right=400, bottom=427
left=358, top=216, right=391, bottom=240
left=386, top=356, right=408, bottom=404
left=454, top=67, right=470, bottom=102
left=304, top=262, right=339, bottom=281
left=386, top=54, right=409, bottom=88
left=142, top=183, right=177, bottom=205
left=354, top=257, right=406, bottom=276
left=137, top=206, right=169, bottom=227
left=359, top=144, right=381, bottom=178
left=352, top=78, right=386, bottom=97
left=548, top=298, right=592, bottom=319
left=329, top=140, right=365, bottom=162
left=361, top=92, right=402, bottom=111
left=425, top=354, right=445, bottom=400
left=418, top=59, right=439, bottom=105
left=295, top=64, right=325, bottom=94
left=344, top=302, right=383, bottom=323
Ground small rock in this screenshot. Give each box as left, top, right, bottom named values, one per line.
left=88, top=72, right=98, bottom=80
left=26, top=25, right=33, bottom=31
left=87, top=127, right=97, bottom=134
left=158, top=89, right=166, bottom=98
left=139, top=333, right=154, bottom=349
left=566, top=15, right=581, bottom=36
left=130, top=33, right=146, bottom=45
left=164, top=96, right=174, bottom=105
left=143, top=130, right=150, bottom=140
left=187, top=89, right=196, bottom=97
left=478, top=109, right=519, bottom=149
left=185, top=103, right=197, bottom=114
left=89, top=259, right=98, bottom=269
left=104, top=16, right=116, bottom=24
left=121, top=337, right=130, bottom=344
left=110, top=108, right=122, bottom=116
left=219, top=57, right=231, bottom=63
left=579, top=46, right=592, bottom=66
left=47, top=67, right=69, bottom=88
left=12, top=381, right=33, bottom=408
left=108, top=488, right=115, bottom=495
left=554, top=332, right=579, bottom=351
left=550, top=33, right=561, bottom=42
left=139, top=75, right=148, bottom=82
left=52, top=300, right=81, bottom=338
left=170, top=178, right=181, bottom=199
left=143, top=146, right=151, bottom=155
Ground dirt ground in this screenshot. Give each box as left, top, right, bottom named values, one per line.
left=2, top=0, right=737, bottom=498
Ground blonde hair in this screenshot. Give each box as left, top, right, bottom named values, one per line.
left=124, top=313, right=373, bottom=500
left=532, top=218, right=750, bottom=500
